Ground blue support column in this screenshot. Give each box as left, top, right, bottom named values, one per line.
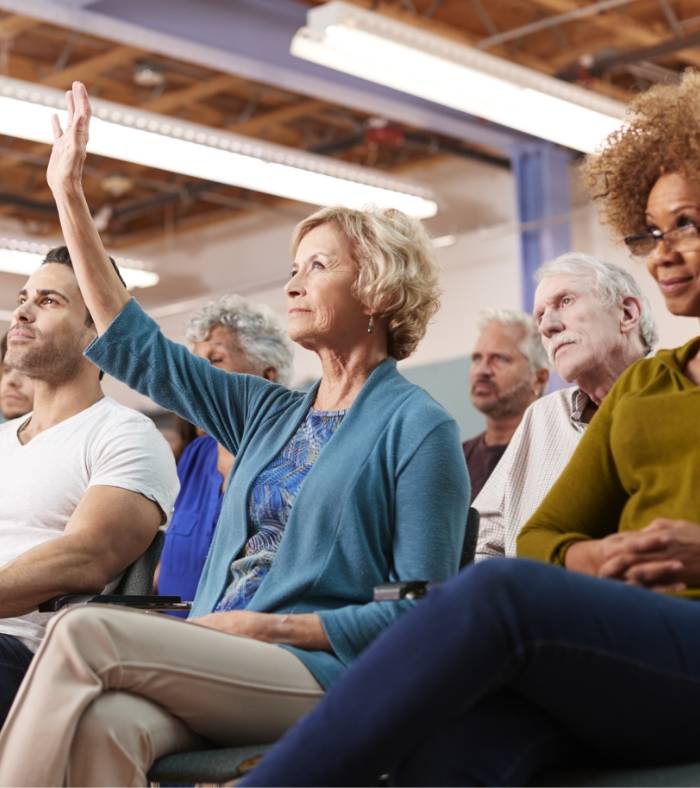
left=512, top=142, right=572, bottom=392
left=512, top=142, right=572, bottom=311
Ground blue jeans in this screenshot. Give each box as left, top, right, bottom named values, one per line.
left=243, top=559, right=700, bottom=786
left=0, top=634, right=32, bottom=727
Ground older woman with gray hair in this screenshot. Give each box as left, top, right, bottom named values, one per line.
left=156, top=295, right=294, bottom=608
left=0, top=82, right=468, bottom=787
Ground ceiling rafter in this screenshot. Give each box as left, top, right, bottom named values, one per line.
left=142, top=73, right=244, bottom=113
left=527, top=0, right=700, bottom=69
left=1, top=0, right=696, bottom=250
left=0, top=14, right=42, bottom=39
left=231, top=98, right=327, bottom=136
left=41, top=44, right=144, bottom=88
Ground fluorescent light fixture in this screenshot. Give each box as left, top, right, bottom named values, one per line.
left=0, top=237, right=159, bottom=289
left=292, top=1, right=626, bottom=154
left=0, top=76, right=437, bottom=219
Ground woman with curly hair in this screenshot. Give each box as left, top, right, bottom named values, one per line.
left=235, top=73, right=700, bottom=787
left=0, top=82, right=468, bottom=787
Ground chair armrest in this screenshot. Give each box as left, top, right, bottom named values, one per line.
left=373, top=581, right=436, bottom=601
left=39, top=594, right=191, bottom=613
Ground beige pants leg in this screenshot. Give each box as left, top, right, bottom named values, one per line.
left=0, top=605, right=323, bottom=787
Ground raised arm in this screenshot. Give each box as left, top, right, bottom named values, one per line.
left=47, top=81, right=129, bottom=334
left=46, top=83, right=293, bottom=451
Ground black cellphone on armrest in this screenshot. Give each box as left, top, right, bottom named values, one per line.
left=38, top=594, right=191, bottom=612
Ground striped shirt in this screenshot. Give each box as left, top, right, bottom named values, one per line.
left=474, top=387, right=592, bottom=560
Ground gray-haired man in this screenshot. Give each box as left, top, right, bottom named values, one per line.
left=463, top=308, right=549, bottom=501
left=475, top=252, right=657, bottom=559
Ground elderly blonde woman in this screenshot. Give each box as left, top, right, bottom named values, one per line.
left=0, top=83, right=468, bottom=786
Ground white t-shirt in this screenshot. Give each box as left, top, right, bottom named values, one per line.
left=0, top=396, right=179, bottom=650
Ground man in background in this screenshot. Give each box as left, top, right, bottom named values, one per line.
left=463, top=308, right=549, bottom=500
left=0, top=332, right=34, bottom=422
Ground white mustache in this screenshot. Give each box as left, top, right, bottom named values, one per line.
left=547, top=332, right=579, bottom=365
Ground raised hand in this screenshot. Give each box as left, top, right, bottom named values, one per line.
left=47, top=80, right=92, bottom=195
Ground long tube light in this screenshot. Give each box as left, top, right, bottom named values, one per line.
left=291, top=1, right=626, bottom=154
left=0, top=76, right=437, bottom=219
left=0, top=237, right=159, bottom=289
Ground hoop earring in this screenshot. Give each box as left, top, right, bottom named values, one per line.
left=367, top=315, right=375, bottom=335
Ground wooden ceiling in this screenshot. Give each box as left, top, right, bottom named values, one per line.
left=0, top=7, right=505, bottom=249
left=0, top=1, right=698, bottom=248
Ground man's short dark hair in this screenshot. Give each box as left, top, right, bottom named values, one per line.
left=42, top=246, right=126, bottom=328
left=42, top=246, right=126, bottom=380
left=0, top=331, right=7, bottom=364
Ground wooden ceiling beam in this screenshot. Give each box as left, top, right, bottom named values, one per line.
left=106, top=204, right=246, bottom=249
left=528, top=0, right=700, bottom=69
left=6, top=51, right=43, bottom=81
left=0, top=14, right=42, bottom=40
left=42, top=45, right=144, bottom=88
left=142, top=74, right=244, bottom=114
left=232, top=99, right=336, bottom=136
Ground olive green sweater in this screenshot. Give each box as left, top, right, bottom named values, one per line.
left=517, top=335, right=700, bottom=592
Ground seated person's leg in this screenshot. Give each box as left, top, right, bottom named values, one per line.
left=0, top=604, right=323, bottom=786
left=242, top=559, right=700, bottom=787
left=392, top=690, right=577, bottom=787
left=0, top=635, right=33, bottom=726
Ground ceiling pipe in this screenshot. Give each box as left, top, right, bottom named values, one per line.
left=477, top=0, right=636, bottom=49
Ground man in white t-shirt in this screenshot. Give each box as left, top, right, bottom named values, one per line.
left=0, top=246, right=178, bottom=723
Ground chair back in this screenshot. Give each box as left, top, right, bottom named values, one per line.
left=114, top=530, right=165, bottom=595
left=460, top=507, right=480, bottom=567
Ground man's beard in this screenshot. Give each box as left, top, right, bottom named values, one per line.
left=6, top=334, right=84, bottom=384
left=477, top=377, right=537, bottom=420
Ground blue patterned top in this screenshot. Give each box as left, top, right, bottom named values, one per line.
left=215, top=408, right=346, bottom=611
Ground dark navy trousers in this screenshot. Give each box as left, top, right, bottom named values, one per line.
left=243, top=559, right=700, bottom=786
left=0, top=633, right=32, bottom=728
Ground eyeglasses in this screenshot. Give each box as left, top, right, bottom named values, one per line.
left=624, top=221, right=700, bottom=257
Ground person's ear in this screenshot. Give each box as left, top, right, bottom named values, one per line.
left=619, top=295, right=642, bottom=336
left=80, top=322, right=98, bottom=350
left=262, top=366, right=278, bottom=382
left=534, top=367, right=549, bottom=396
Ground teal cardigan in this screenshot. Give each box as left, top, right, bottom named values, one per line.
left=86, top=299, right=469, bottom=688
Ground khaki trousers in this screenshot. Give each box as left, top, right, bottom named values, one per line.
left=0, top=605, right=323, bottom=787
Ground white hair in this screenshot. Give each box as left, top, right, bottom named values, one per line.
left=535, top=252, right=657, bottom=353
left=477, top=307, right=549, bottom=372
left=185, top=294, right=293, bottom=387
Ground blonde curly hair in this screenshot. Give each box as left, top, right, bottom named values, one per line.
left=291, top=206, right=440, bottom=360
left=581, top=70, right=700, bottom=238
